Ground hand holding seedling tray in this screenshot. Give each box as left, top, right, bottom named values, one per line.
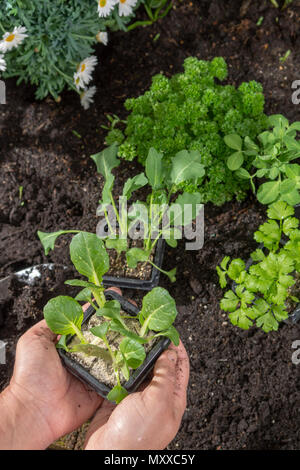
left=43, top=231, right=179, bottom=404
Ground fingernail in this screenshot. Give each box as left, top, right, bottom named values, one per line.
left=167, top=349, right=177, bottom=363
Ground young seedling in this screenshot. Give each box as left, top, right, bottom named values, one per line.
left=38, top=144, right=204, bottom=283
left=91, top=144, right=204, bottom=282
left=43, top=231, right=179, bottom=404
left=225, top=114, right=300, bottom=205
left=217, top=201, right=300, bottom=332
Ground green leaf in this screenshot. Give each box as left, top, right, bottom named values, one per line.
left=155, top=325, right=180, bottom=346
left=284, top=164, right=300, bottom=184
left=235, top=168, right=251, bottom=179
left=126, top=248, right=150, bottom=268
left=216, top=266, right=227, bottom=288
left=145, top=148, right=164, bottom=190
left=90, top=143, right=120, bottom=179
left=70, top=232, right=109, bottom=285
left=120, top=338, right=146, bottom=369
left=224, top=134, right=243, bottom=151
left=267, top=200, right=294, bottom=220
left=289, top=121, right=300, bottom=132
left=101, top=173, right=115, bottom=205
left=227, top=151, right=244, bottom=171
left=255, top=311, right=279, bottom=333
left=220, top=290, right=239, bottom=312
left=75, top=287, right=93, bottom=304
left=65, top=279, right=98, bottom=289
left=257, top=181, right=281, bottom=205
left=56, top=335, right=68, bottom=352
left=38, top=230, right=78, bottom=255
left=283, top=217, right=299, bottom=235
left=170, top=150, right=205, bottom=185
left=280, top=189, right=300, bottom=206
left=122, top=173, right=148, bottom=199
left=227, top=259, right=245, bottom=281
left=221, top=256, right=230, bottom=270
left=96, top=300, right=121, bottom=320
left=109, top=320, right=147, bottom=344
left=139, top=287, right=177, bottom=334
left=162, top=227, right=180, bottom=248
left=254, top=220, right=281, bottom=250
left=69, top=343, right=112, bottom=362
left=164, top=267, right=177, bottom=283
left=250, top=249, right=265, bottom=261
left=268, top=114, right=289, bottom=128
left=106, top=238, right=128, bottom=255
left=244, top=136, right=259, bottom=152
left=269, top=167, right=279, bottom=180
left=90, top=322, right=109, bottom=341
left=107, top=385, right=128, bottom=404
left=44, top=296, right=83, bottom=336
left=280, top=179, right=295, bottom=195
left=229, top=308, right=253, bottom=330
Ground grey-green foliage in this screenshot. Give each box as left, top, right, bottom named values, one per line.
left=0, top=0, right=142, bottom=99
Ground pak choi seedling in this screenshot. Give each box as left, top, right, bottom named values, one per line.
left=38, top=144, right=204, bottom=283
left=43, top=231, right=179, bottom=404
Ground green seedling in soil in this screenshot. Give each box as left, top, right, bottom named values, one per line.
left=90, top=144, right=204, bottom=283
left=217, top=201, right=300, bottom=333
left=224, top=114, right=300, bottom=205
left=43, top=231, right=179, bottom=404
left=280, top=50, right=291, bottom=63
left=269, top=0, right=293, bottom=8
left=256, top=16, right=264, bottom=26
left=18, top=186, right=24, bottom=206
left=127, top=0, right=173, bottom=32
left=72, top=130, right=82, bottom=139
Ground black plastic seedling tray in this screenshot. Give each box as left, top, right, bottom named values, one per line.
left=102, top=238, right=165, bottom=291
left=58, top=290, right=170, bottom=400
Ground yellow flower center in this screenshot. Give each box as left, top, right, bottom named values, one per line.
left=81, top=63, right=86, bottom=72
left=120, top=0, right=126, bottom=3
left=99, top=0, right=106, bottom=7
left=5, top=33, right=15, bottom=42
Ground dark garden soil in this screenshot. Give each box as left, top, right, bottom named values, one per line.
left=0, top=0, right=300, bottom=450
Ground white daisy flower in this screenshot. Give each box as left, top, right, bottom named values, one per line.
left=0, top=26, right=28, bottom=53
left=96, top=32, right=108, bottom=46
left=80, top=86, right=97, bottom=110
left=0, top=54, right=6, bottom=73
left=118, top=0, right=138, bottom=17
left=74, top=55, right=98, bottom=89
left=97, top=0, right=116, bottom=18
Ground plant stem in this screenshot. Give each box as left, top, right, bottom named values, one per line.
left=72, top=324, right=87, bottom=344
left=71, top=33, right=96, bottom=41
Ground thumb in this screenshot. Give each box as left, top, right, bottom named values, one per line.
left=143, top=349, right=178, bottom=402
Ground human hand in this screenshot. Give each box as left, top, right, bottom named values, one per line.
left=84, top=340, right=190, bottom=450
left=0, top=316, right=103, bottom=449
